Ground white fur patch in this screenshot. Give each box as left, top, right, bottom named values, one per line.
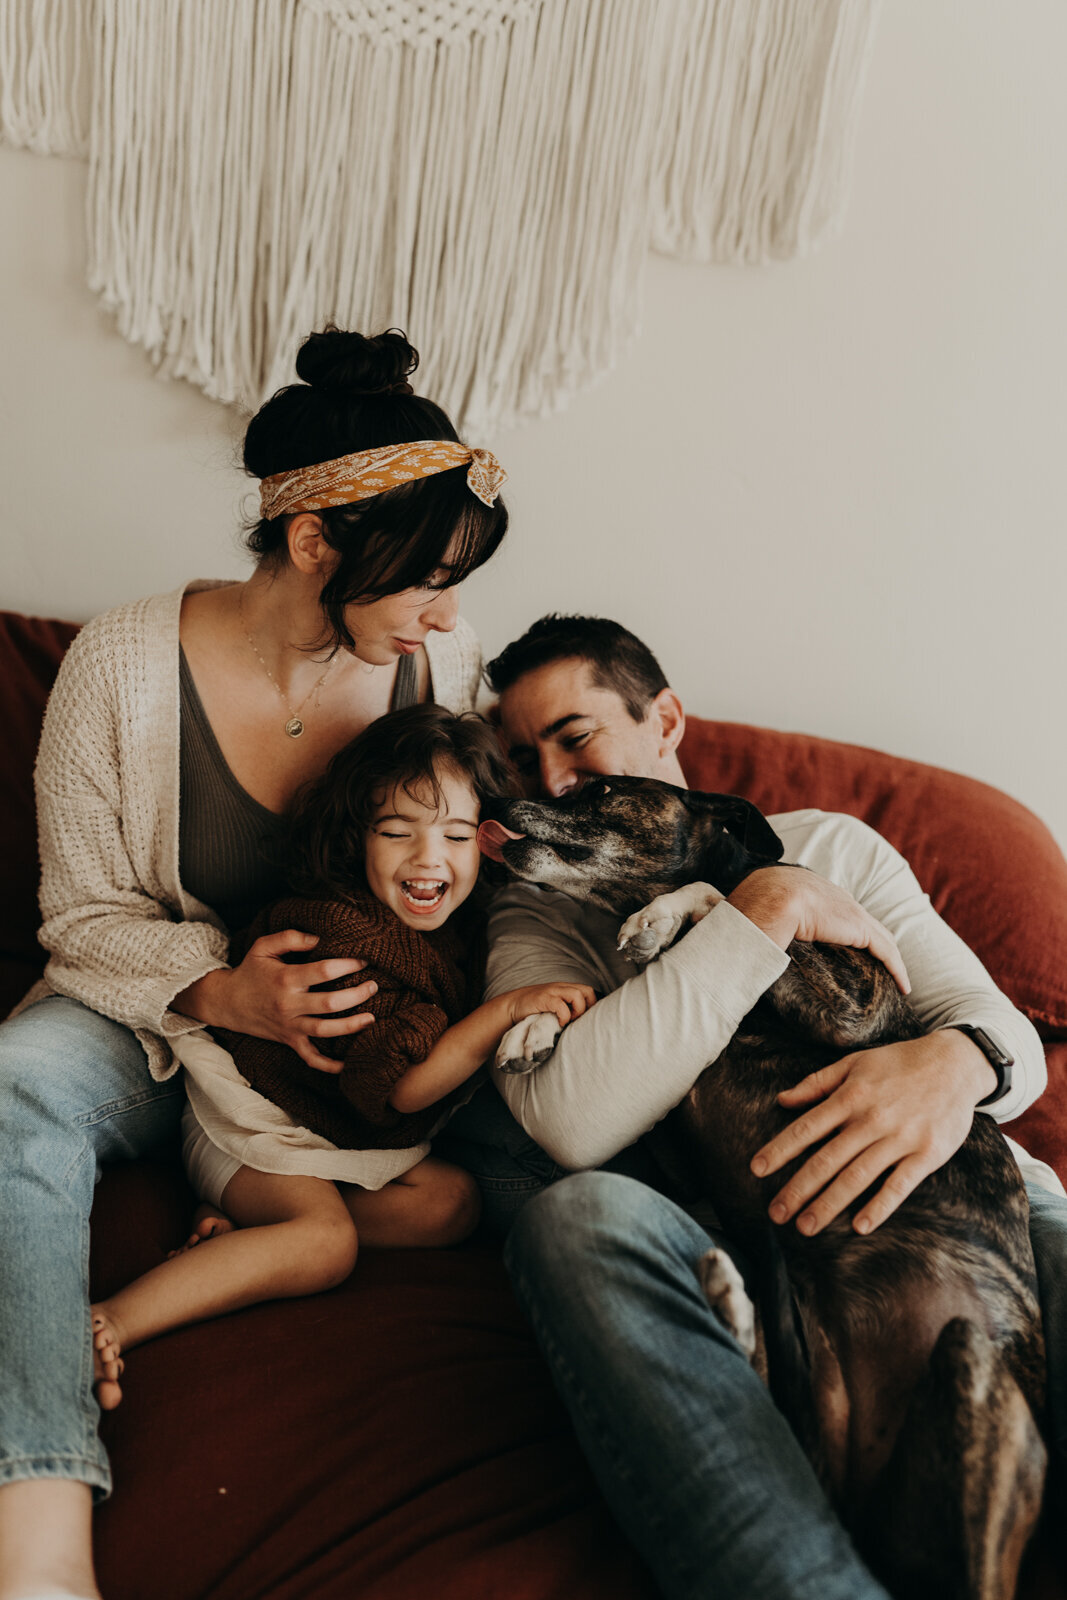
left=617, top=882, right=724, bottom=963
left=495, top=1011, right=562, bottom=1075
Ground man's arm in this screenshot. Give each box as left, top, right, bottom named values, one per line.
left=486, top=860, right=904, bottom=1170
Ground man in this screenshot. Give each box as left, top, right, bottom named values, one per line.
left=478, top=613, right=1066, bottom=1600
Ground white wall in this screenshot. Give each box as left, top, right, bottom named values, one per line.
left=3, top=1, right=1065, bottom=850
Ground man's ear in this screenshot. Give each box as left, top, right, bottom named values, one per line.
left=486, top=701, right=502, bottom=726
left=650, top=687, right=685, bottom=758
left=286, top=513, right=331, bottom=576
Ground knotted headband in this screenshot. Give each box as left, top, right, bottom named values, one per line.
left=259, top=440, right=507, bottom=519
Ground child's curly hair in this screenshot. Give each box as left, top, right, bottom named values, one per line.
left=285, top=704, right=513, bottom=900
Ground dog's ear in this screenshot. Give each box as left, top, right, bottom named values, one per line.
left=683, top=791, right=784, bottom=865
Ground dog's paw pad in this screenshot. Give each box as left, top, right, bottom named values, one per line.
left=618, top=926, right=662, bottom=963
left=495, top=1014, right=561, bottom=1075
left=698, top=1248, right=757, bottom=1360
left=617, top=912, right=681, bottom=963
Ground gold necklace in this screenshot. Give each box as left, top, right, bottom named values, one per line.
left=239, top=592, right=338, bottom=739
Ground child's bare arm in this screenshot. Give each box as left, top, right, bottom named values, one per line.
left=389, top=984, right=597, bottom=1113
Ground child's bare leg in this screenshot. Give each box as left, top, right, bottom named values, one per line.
left=90, top=1170, right=358, bottom=1404
left=344, top=1156, right=480, bottom=1248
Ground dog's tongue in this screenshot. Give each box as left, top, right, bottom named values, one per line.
left=477, top=819, right=525, bottom=863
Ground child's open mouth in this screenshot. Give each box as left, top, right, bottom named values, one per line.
left=400, top=879, right=448, bottom=913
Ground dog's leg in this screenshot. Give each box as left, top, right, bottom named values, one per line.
left=698, top=1247, right=759, bottom=1362
left=494, top=1012, right=563, bottom=1075
left=618, top=883, right=724, bottom=964
left=861, top=1318, right=1046, bottom=1600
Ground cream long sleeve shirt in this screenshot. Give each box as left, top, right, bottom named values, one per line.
left=27, top=579, right=483, bottom=1079
left=485, top=808, right=1057, bottom=1190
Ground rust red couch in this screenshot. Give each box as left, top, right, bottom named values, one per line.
left=3, top=608, right=1065, bottom=1600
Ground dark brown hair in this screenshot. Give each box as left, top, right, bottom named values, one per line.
left=244, top=327, right=507, bottom=652
left=286, top=704, right=513, bottom=900
left=484, top=614, right=669, bottom=722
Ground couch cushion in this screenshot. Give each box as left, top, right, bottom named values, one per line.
left=679, top=718, right=1067, bottom=1041
left=90, top=1155, right=655, bottom=1600
left=0, top=610, right=81, bottom=1011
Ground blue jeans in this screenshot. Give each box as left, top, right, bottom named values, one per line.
left=0, top=995, right=184, bottom=1499
left=504, top=1168, right=1067, bottom=1600
left=434, top=1082, right=568, bottom=1237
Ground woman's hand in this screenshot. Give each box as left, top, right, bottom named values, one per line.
left=503, top=983, right=598, bottom=1029
left=173, top=929, right=378, bottom=1073
left=750, top=1029, right=996, bottom=1236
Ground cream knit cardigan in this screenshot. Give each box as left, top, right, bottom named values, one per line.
left=28, top=579, right=483, bottom=1079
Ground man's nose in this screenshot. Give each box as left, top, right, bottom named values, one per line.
left=539, top=749, right=578, bottom=799
left=424, top=585, right=459, bottom=632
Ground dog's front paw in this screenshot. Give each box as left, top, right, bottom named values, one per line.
left=698, top=1248, right=757, bottom=1361
left=618, top=884, right=725, bottom=964
left=617, top=905, right=685, bottom=964
left=495, top=1012, right=562, bottom=1075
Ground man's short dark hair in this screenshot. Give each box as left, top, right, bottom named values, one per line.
left=484, top=615, right=669, bottom=723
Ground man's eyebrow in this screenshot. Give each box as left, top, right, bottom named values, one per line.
left=506, top=713, right=586, bottom=761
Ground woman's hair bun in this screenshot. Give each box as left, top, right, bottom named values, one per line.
left=295, top=325, right=418, bottom=396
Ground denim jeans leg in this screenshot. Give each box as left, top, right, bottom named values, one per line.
left=433, top=1081, right=567, bottom=1238
left=0, top=995, right=184, bottom=1499
left=1027, top=1179, right=1067, bottom=1470
left=504, top=1171, right=890, bottom=1600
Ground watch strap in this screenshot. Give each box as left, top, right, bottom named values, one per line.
left=954, top=1024, right=1014, bottom=1107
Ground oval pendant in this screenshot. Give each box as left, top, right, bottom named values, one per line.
left=285, top=716, right=304, bottom=738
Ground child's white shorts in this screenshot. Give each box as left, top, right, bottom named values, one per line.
left=181, top=1101, right=243, bottom=1210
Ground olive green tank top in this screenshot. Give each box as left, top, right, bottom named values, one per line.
left=179, top=648, right=419, bottom=930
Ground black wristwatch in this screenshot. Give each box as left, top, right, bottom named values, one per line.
left=953, top=1024, right=1014, bottom=1107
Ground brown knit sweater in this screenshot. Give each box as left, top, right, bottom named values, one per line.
left=212, top=892, right=483, bottom=1150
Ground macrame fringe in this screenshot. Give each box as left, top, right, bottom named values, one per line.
left=0, top=0, right=88, bottom=155
left=3, top=0, right=882, bottom=429
left=86, top=0, right=663, bottom=431
left=652, top=0, right=881, bottom=263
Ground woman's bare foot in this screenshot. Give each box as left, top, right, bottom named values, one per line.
left=89, top=1308, right=125, bottom=1411
left=167, top=1202, right=236, bottom=1259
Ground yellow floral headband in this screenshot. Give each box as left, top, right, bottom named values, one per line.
left=259, top=440, right=507, bottom=520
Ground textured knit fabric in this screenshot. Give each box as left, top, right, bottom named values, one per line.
left=213, top=891, right=482, bottom=1150
left=26, top=579, right=483, bottom=1079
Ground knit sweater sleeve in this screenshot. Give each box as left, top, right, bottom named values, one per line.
left=34, top=615, right=229, bottom=1037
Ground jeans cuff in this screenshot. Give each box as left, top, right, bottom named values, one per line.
left=0, top=1454, right=112, bottom=1503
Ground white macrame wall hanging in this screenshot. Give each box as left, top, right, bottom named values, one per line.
left=0, top=0, right=880, bottom=432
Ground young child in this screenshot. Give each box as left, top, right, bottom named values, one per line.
left=91, top=705, right=593, bottom=1405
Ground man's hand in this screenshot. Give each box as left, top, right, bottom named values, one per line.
left=750, top=1029, right=998, bottom=1235
left=728, top=866, right=910, bottom=994
left=173, top=929, right=379, bottom=1073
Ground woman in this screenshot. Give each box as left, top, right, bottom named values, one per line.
left=0, top=327, right=507, bottom=1600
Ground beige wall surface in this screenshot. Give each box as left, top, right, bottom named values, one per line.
left=2, top=0, right=1065, bottom=850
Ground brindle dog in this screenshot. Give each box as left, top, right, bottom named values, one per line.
left=485, top=776, right=1047, bottom=1600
